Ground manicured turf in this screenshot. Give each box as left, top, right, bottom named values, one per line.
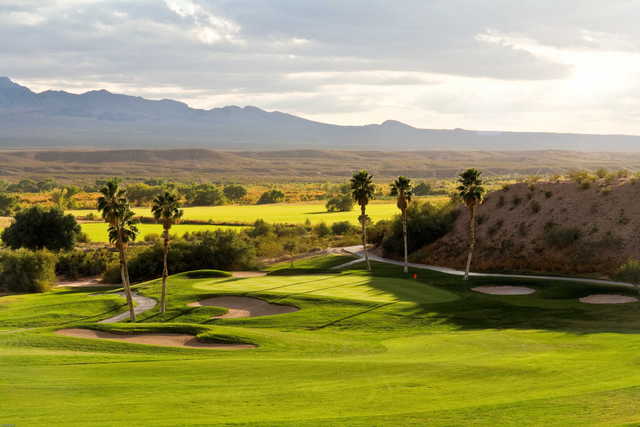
left=79, top=222, right=249, bottom=242
left=3, top=256, right=640, bottom=425
left=69, top=197, right=448, bottom=226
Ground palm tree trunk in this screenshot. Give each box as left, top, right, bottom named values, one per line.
left=118, top=231, right=136, bottom=321
left=161, top=228, right=169, bottom=314
left=402, top=209, right=408, bottom=273
left=361, top=205, right=371, bottom=271
left=464, top=204, right=476, bottom=281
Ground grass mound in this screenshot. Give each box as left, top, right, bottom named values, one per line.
left=183, top=270, right=232, bottom=279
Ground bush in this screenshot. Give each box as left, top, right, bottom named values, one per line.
left=325, top=194, right=354, bottom=212
left=2, top=206, right=81, bottom=251
left=331, top=221, right=357, bottom=235
left=413, top=182, right=432, bottom=196
left=103, top=230, right=256, bottom=283
left=613, top=259, right=640, bottom=284
left=0, top=249, right=56, bottom=292
left=530, top=200, right=541, bottom=214
left=382, top=201, right=458, bottom=257
left=313, top=222, right=331, bottom=237
left=223, top=184, right=248, bottom=202
left=0, top=192, right=20, bottom=216
left=544, top=224, right=582, bottom=248
left=56, top=249, right=117, bottom=280
left=257, top=189, right=285, bottom=204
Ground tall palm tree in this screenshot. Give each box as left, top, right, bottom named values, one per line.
left=98, top=179, right=138, bottom=321
left=390, top=176, right=413, bottom=273
left=350, top=170, right=376, bottom=271
left=151, top=191, right=183, bottom=313
left=457, top=169, right=485, bottom=280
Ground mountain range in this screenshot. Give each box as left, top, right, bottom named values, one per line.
left=1, top=76, right=639, bottom=151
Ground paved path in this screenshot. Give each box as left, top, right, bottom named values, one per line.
left=334, top=246, right=637, bottom=290
left=98, top=292, right=157, bottom=323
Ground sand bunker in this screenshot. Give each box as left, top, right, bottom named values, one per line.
left=579, top=294, right=639, bottom=304
left=55, top=328, right=255, bottom=350
left=232, top=271, right=267, bottom=278
left=188, top=296, right=298, bottom=319
left=472, top=286, right=536, bottom=295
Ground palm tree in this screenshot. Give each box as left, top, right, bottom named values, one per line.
left=350, top=170, right=376, bottom=271
left=97, top=179, right=138, bottom=321
left=151, top=191, right=183, bottom=313
left=457, top=169, right=485, bottom=280
left=390, top=176, right=413, bottom=273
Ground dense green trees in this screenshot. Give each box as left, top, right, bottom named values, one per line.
left=351, top=170, right=376, bottom=271
left=0, top=193, right=20, bottom=216
left=98, top=179, right=138, bottom=321
left=413, top=181, right=432, bottom=196
left=0, top=249, right=56, bottom=293
left=223, top=184, right=248, bottom=202
left=258, top=189, right=285, bottom=204
left=151, top=191, right=183, bottom=313
left=326, top=193, right=354, bottom=212
left=390, top=176, right=413, bottom=273
left=2, top=206, right=81, bottom=251
left=457, top=169, right=485, bottom=280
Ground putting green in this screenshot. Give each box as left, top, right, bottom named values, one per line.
left=2, top=257, right=640, bottom=426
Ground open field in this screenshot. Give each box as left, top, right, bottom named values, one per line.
left=3, top=256, right=640, bottom=425
left=70, top=199, right=449, bottom=226
left=79, top=222, right=249, bottom=242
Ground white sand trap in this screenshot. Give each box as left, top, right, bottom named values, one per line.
left=579, top=294, right=639, bottom=304
left=232, top=271, right=267, bottom=278
left=472, top=286, right=536, bottom=295
left=188, top=296, right=298, bottom=319
left=55, top=328, right=255, bottom=350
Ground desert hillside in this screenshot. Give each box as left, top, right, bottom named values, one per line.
left=422, top=179, right=640, bottom=276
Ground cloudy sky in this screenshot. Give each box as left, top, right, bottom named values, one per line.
left=2, top=0, right=640, bottom=134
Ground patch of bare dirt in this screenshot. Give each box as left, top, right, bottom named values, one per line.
left=471, top=286, right=536, bottom=295
left=579, top=294, right=638, bottom=304
left=55, top=328, right=255, bottom=349
left=188, top=296, right=298, bottom=318
left=231, top=271, right=267, bottom=278
left=423, top=180, right=640, bottom=276
left=56, top=277, right=112, bottom=287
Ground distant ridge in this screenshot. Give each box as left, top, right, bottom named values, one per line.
left=1, top=77, right=640, bottom=151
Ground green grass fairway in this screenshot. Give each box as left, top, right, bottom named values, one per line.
left=69, top=197, right=448, bottom=226
left=79, top=222, right=249, bottom=242
left=3, top=256, right=640, bottom=425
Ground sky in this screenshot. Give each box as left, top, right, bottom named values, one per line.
left=2, top=0, right=640, bottom=134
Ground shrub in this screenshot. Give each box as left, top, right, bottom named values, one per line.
left=325, top=194, right=354, bottom=212
left=413, top=182, right=432, bottom=196
left=2, top=206, right=81, bottom=251
left=257, top=189, right=285, bottom=204
left=544, top=224, right=581, bottom=248
left=103, top=230, right=256, bottom=283
left=312, top=222, right=331, bottom=237
left=613, top=259, right=640, bottom=284
left=56, top=248, right=117, bottom=280
left=382, top=201, right=458, bottom=257
left=0, top=249, right=56, bottom=292
left=511, top=196, right=522, bottom=207
left=530, top=200, right=541, bottom=214
left=0, top=192, right=20, bottom=216
left=496, top=195, right=505, bottom=208
left=223, top=184, right=248, bottom=202
left=544, top=191, right=553, bottom=199
left=331, top=221, right=357, bottom=235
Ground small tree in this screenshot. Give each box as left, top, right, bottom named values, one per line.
left=457, top=169, right=485, bottom=280
left=390, top=176, right=413, bottom=273
left=223, top=184, right=248, bottom=202
left=283, top=240, right=297, bottom=267
left=98, top=179, right=138, bottom=321
left=0, top=192, right=20, bottom=216
left=151, top=191, right=183, bottom=313
left=326, top=194, right=354, bottom=212
left=350, top=170, right=375, bottom=271
left=257, top=189, right=285, bottom=204
left=1, top=206, right=80, bottom=251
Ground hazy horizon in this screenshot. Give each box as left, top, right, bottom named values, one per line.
left=3, top=1, right=640, bottom=135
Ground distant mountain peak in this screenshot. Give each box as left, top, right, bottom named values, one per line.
left=381, top=119, right=413, bottom=129
left=0, top=76, right=29, bottom=91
